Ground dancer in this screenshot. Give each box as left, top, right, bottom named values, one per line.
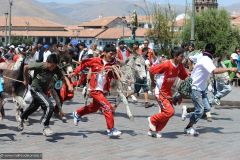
left=147, top=47, right=189, bottom=138
left=18, top=54, right=72, bottom=137
left=185, top=43, right=237, bottom=136
left=71, top=44, right=122, bottom=137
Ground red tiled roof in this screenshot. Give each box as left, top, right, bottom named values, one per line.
left=232, top=16, right=240, bottom=27
left=96, top=28, right=147, bottom=39
left=174, top=18, right=185, bottom=27
left=0, top=28, right=104, bottom=37
left=65, top=25, right=82, bottom=31
left=69, top=28, right=105, bottom=37
left=125, top=15, right=152, bottom=23
left=0, top=16, right=63, bottom=27
left=0, top=31, right=72, bottom=37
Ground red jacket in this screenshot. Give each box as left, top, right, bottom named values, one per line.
left=117, top=48, right=130, bottom=61
left=149, top=60, right=188, bottom=97
left=74, top=57, right=117, bottom=92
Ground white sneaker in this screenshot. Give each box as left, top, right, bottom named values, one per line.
left=148, top=130, right=162, bottom=138
left=82, top=86, right=87, bottom=97
left=18, top=118, right=24, bottom=131
left=43, top=126, right=54, bottom=137
left=62, top=116, right=67, bottom=123
left=214, top=97, right=221, bottom=106
left=24, top=118, right=30, bottom=126
left=147, top=117, right=156, bottom=131
left=181, top=105, right=188, bottom=121
left=107, top=128, right=122, bottom=137
left=131, top=95, right=138, bottom=103
left=184, top=127, right=199, bottom=136
left=72, top=112, right=81, bottom=126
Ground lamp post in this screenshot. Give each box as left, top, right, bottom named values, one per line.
left=25, top=21, right=29, bottom=39
left=129, top=10, right=138, bottom=41
left=190, top=0, right=195, bottom=43
left=8, top=0, right=13, bottom=45
left=121, top=16, right=127, bottom=39
left=134, top=4, right=151, bottom=27
left=4, top=12, right=8, bottom=47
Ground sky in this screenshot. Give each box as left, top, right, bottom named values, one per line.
left=37, top=0, right=239, bottom=6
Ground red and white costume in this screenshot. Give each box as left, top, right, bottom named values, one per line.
left=117, top=48, right=130, bottom=63
left=74, top=57, right=117, bottom=130
left=149, top=60, right=188, bottom=132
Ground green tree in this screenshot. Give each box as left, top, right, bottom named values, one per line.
left=182, top=9, right=240, bottom=55
left=11, top=37, right=33, bottom=46
left=146, top=3, right=176, bottom=55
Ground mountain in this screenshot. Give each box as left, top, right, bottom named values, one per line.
left=0, top=0, right=75, bottom=25
left=225, top=3, right=240, bottom=16
left=40, top=0, right=187, bottom=24
left=0, top=0, right=239, bottom=25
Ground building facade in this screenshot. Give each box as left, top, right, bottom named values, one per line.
left=0, top=16, right=148, bottom=47
left=195, top=0, right=218, bottom=12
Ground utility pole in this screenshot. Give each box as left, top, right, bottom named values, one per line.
left=190, top=0, right=195, bottom=43
left=8, top=0, right=13, bottom=45
left=122, top=16, right=126, bottom=39
left=4, top=12, right=8, bottom=47
left=25, top=21, right=29, bottom=39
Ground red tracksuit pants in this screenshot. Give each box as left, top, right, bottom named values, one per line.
left=76, top=90, right=114, bottom=130
left=150, top=95, right=174, bottom=132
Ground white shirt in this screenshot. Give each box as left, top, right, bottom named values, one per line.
left=78, top=49, right=89, bottom=62
left=154, top=74, right=164, bottom=98
left=43, top=50, right=52, bottom=62
left=191, top=56, right=216, bottom=91
left=95, top=60, right=108, bottom=91
left=33, top=51, right=39, bottom=61
left=189, top=53, right=203, bottom=64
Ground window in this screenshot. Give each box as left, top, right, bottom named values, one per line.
left=89, top=40, right=92, bottom=44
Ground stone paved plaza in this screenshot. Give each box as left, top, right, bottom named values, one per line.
left=1, top=92, right=240, bottom=160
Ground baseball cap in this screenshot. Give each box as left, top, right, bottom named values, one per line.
left=9, top=45, right=15, bottom=49
left=43, top=44, right=49, bottom=49
left=231, top=53, right=238, bottom=60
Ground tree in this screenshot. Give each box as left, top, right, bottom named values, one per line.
left=182, top=9, right=240, bottom=55
left=11, top=37, right=33, bottom=46
left=146, top=3, right=176, bottom=55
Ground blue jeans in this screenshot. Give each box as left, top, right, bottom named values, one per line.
left=215, top=80, right=232, bottom=99
left=190, top=89, right=211, bottom=124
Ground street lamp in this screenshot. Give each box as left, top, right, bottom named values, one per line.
left=190, top=0, right=195, bottom=43
left=134, top=4, right=151, bottom=28
left=121, top=16, right=127, bottom=39
left=8, top=0, right=13, bottom=45
left=4, top=12, right=8, bottom=47
left=25, top=21, right=30, bottom=39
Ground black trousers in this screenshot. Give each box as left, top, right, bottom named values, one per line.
left=21, top=89, right=54, bottom=126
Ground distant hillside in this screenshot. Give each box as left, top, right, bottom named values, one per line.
left=0, top=0, right=75, bottom=25
left=225, top=3, right=240, bottom=15
left=0, top=0, right=239, bottom=25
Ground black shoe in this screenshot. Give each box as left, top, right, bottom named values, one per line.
left=145, top=102, right=155, bottom=108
